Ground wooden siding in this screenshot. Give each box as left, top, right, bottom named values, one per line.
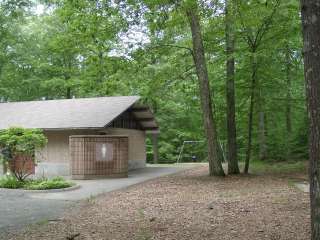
left=107, top=111, right=142, bottom=130
left=70, top=136, right=128, bottom=179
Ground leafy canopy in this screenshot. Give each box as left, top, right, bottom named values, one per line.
left=0, top=127, right=47, bottom=158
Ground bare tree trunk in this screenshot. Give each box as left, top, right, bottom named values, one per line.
left=244, top=52, right=257, bottom=174
left=285, top=44, right=292, bottom=160
left=186, top=4, right=225, bottom=176
left=225, top=0, right=239, bottom=174
left=300, top=1, right=320, bottom=239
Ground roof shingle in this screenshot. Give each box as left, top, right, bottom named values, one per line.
left=0, top=96, right=140, bottom=130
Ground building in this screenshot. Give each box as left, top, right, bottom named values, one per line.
left=0, top=96, right=159, bottom=179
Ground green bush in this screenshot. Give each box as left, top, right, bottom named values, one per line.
left=0, top=127, right=47, bottom=182
left=0, top=176, right=74, bottom=190
left=24, top=177, right=74, bottom=190
left=0, top=175, right=24, bottom=189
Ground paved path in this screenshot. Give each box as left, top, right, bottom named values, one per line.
left=0, top=165, right=193, bottom=237
left=30, top=165, right=193, bottom=201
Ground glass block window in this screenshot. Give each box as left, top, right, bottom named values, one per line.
left=95, top=142, right=113, bottom=161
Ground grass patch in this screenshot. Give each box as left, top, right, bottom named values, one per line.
left=0, top=176, right=74, bottom=190
left=249, top=160, right=307, bottom=174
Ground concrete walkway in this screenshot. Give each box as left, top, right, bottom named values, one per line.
left=30, top=165, right=192, bottom=201
left=0, top=165, right=193, bottom=236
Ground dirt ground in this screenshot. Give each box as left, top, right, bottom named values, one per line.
left=5, top=165, right=310, bottom=240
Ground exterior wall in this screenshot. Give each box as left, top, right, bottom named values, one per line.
left=35, top=130, right=99, bottom=177
left=100, top=128, right=146, bottom=170
left=36, top=128, right=146, bottom=177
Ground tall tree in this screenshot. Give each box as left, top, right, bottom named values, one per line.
left=225, top=0, right=239, bottom=174
left=186, top=1, right=225, bottom=176
left=300, top=1, right=320, bottom=239
left=236, top=0, right=280, bottom=173
left=285, top=43, right=292, bottom=160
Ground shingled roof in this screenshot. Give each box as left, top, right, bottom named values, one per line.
left=0, top=96, right=158, bottom=131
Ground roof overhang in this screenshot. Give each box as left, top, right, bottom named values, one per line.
left=129, top=103, right=159, bottom=131
left=0, top=96, right=159, bottom=132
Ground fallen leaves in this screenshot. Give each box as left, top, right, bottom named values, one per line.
left=4, top=166, right=310, bottom=240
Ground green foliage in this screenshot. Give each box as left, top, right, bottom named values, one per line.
left=0, top=176, right=74, bottom=190
left=250, top=160, right=306, bottom=174
left=0, top=0, right=307, bottom=166
left=0, top=127, right=47, bottom=181
left=0, top=127, right=47, bottom=157
left=0, top=175, right=24, bottom=189
left=24, top=177, right=74, bottom=190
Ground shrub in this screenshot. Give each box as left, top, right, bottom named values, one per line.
left=0, top=175, right=24, bottom=189
left=24, top=177, right=74, bottom=190
left=0, top=176, right=74, bottom=190
left=0, top=127, right=47, bottom=181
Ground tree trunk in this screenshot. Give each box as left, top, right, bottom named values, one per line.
left=225, top=0, right=239, bottom=174
left=258, top=110, right=267, bottom=160
left=257, top=69, right=267, bottom=161
left=244, top=52, right=257, bottom=174
left=300, top=1, right=320, bottom=239
left=98, top=50, right=104, bottom=83
left=285, top=44, right=292, bottom=160
left=186, top=4, right=225, bottom=176
left=66, top=87, right=71, bottom=99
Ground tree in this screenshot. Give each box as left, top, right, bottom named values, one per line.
left=300, top=1, right=320, bottom=238
left=225, top=0, right=239, bottom=174
left=236, top=0, right=280, bottom=173
left=186, top=1, right=225, bottom=176
left=0, top=0, right=308, bottom=171
left=0, top=127, right=47, bottom=181
left=0, top=0, right=31, bottom=101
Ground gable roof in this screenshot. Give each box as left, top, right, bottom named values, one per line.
left=0, top=96, right=158, bottom=131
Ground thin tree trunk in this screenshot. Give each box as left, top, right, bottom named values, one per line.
left=285, top=44, right=292, bottom=160
left=186, top=4, right=225, bottom=176
left=244, top=52, right=257, bottom=174
left=66, top=87, right=71, bottom=99
left=63, top=56, right=72, bottom=99
left=258, top=110, right=267, bottom=160
left=300, top=1, right=320, bottom=239
left=257, top=69, right=267, bottom=160
left=225, top=0, right=239, bottom=174
left=98, top=50, right=104, bottom=83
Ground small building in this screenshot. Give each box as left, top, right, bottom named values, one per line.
left=0, top=96, right=159, bottom=179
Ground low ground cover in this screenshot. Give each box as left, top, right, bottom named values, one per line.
left=4, top=161, right=310, bottom=240
left=0, top=176, right=74, bottom=190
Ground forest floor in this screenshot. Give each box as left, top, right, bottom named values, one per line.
left=5, top=161, right=309, bottom=240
